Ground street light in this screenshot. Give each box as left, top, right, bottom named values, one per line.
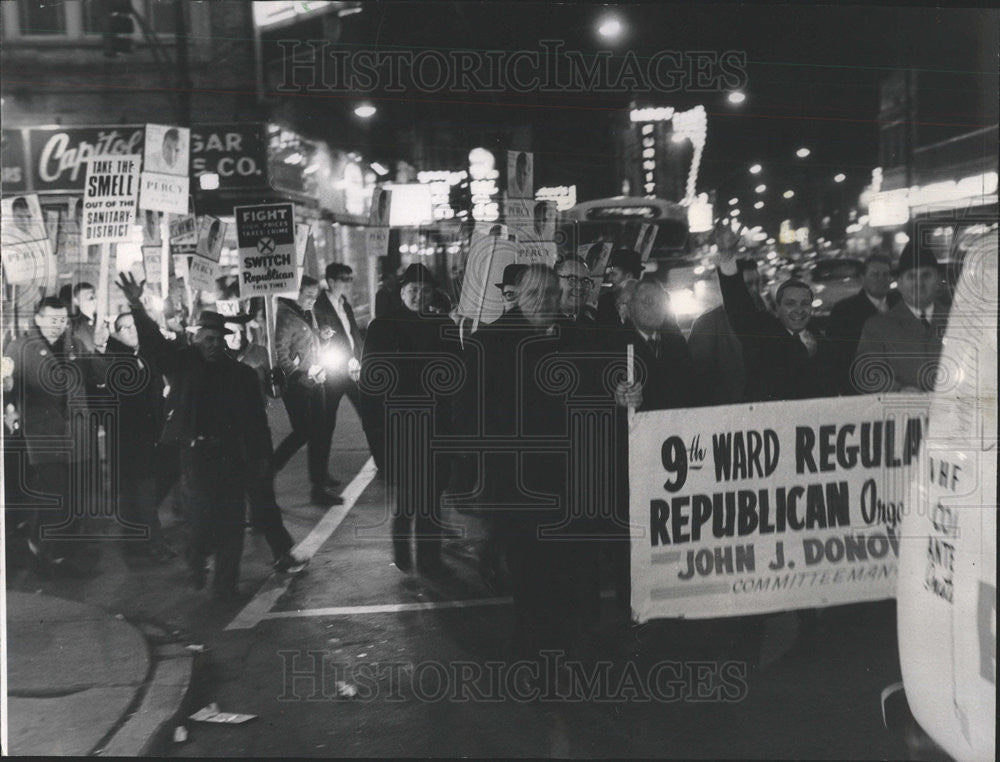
left=795, top=147, right=811, bottom=158
left=754, top=184, right=766, bottom=194
left=834, top=173, right=846, bottom=183
left=597, top=16, right=623, bottom=39
left=783, top=189, right=795, bottom=199
left=727, top=91, right=746, bottom=105
left=354, top=103, right=377, bottom=118
left=749, top=163, right=762, bottom=174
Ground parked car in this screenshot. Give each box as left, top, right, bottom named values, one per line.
left=803, top=257, right=865, bottom=316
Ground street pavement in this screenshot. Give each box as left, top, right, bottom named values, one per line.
left=4, top=394, right=912, bottom=758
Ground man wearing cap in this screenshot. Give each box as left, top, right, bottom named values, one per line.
left=715, top=222, right=832, bottom=401
left=826, top=253, right=901, bottom=395
left=272, top=276, right=344, bottom=506
left=495, top=263, right=527, bottom=316
left=116, top=273, right=271, bottom=599
left=597, top=248, right=643, bottom=327
left=360, top=263, right=458, bottom=574
left=853, top=243, right=949, bottom=393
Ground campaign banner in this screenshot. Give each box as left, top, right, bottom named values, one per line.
left=515, top=241, right=558, bottom=267
left=506, top=150, right=533, bottom=199
left=81, top=154, right=141, bottom=246
left=235, top=203, right=297, bottom=297
left=2, top=194, right=56, bottom=287
left=629, top=394, right=930, bottom=622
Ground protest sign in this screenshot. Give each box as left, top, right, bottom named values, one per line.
left=141, top=209, right=162, bottom=245
left=140, top=125, right=190, bottom=213
left=457, top=230, right=517, bottom=329
left=515, top=241, right=558, bottom=267
left=187, top=254, right=220, bottom=293
left=139, top=171, right=189, bottom=214
left=1, top=194, right=56, bottom=287
left=141, top=245, right=163, bottom=289
left=234, top=203, right=297, bottom=297
left=635, top=222, right=658, bottom=261
left=577, top=241, right=612, bottom=309
left=195, top=215, right=226, bottom=262
left=365, top=188, right=391, bottom=260
left=81, top=154, right=141, bottom=247
left=143, top=124, right=190, bottom=176
left=169, top=214, right=198, bottom=244
left=896, top=232, right=996, bottom=762
left=629, top=394, right=930, bottom=622
left=507, top=150, right=533, bottom=199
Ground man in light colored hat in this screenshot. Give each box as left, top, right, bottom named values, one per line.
left=853, top=242, right=949, bottom=393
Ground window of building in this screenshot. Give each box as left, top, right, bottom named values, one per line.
left=17, top=0, right=67, bottom=36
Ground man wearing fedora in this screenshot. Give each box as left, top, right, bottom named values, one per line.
left=360, top=263, right=458, bottom=574
left=853, top=242, right=949, bottom=393
left=495, top=263, right=527, bottom=316
left=116, top=273, right=272, bottom=600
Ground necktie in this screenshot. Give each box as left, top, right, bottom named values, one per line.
left=920, top=311, right=930, bottom=330
left=799, top=329, right=818, bottom=357
left=649, top=336, right=661, bottom=359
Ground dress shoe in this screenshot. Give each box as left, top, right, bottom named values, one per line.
left=323, top=474, right=342, bottom=488
left=310, top=486, right=344, bottom=506
left=273, top=553, right=309, bottom=574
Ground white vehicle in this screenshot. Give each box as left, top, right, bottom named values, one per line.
left=894, top=228, right=996, bottom=761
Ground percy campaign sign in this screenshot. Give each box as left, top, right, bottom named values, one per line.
left=235, top=203, right=296, bottom=296
left=629, top=394, right=930, bottom=621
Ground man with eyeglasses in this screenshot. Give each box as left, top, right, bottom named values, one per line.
left=555, top=257, right=596, bottom=321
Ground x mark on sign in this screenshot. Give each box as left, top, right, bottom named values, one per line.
left=257, top=236, right=276, bottom=255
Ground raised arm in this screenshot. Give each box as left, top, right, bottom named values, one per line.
left=116, top=272, right=180, bottom=375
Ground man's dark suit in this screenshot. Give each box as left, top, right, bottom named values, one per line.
left=313, top=290, right=374, bottom=463
left=825, top=289, right=901, bottom=394
left=718, top=270, right=833, bottom=401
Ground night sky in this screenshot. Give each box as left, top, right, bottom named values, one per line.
left=273, top=2, right=998, bottom=228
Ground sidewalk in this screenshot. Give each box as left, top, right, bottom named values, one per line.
left=5, top=589, right=202, bottom=757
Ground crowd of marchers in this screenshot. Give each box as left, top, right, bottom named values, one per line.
left=3, top=221, right=949, bottom=655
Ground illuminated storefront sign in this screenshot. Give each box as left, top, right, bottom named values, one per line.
left=535, top=185, right=577, bottom=211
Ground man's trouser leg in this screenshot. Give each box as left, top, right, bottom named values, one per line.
left=272, top=386, right=310, bottom=472
left=26, top=458, right=72, bottom=559
left=344, top=381, right=381, bottom=465
left=414, top=456, right=449, bottom=565
left=247, top=470, right=293, bottom=560
left=306, top=386, right=336, bottom=486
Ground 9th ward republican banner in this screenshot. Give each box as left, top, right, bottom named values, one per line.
left=629, top=394, right=929, bottom=622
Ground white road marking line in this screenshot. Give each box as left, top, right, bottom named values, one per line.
left=261, top=596, right=515, bottom=619
left=226, top=457, right=378, bottom=631
left=258, top=590, right=617, bottom=621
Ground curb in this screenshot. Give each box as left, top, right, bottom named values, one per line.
left=94, top=639, right=199, bottom=756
